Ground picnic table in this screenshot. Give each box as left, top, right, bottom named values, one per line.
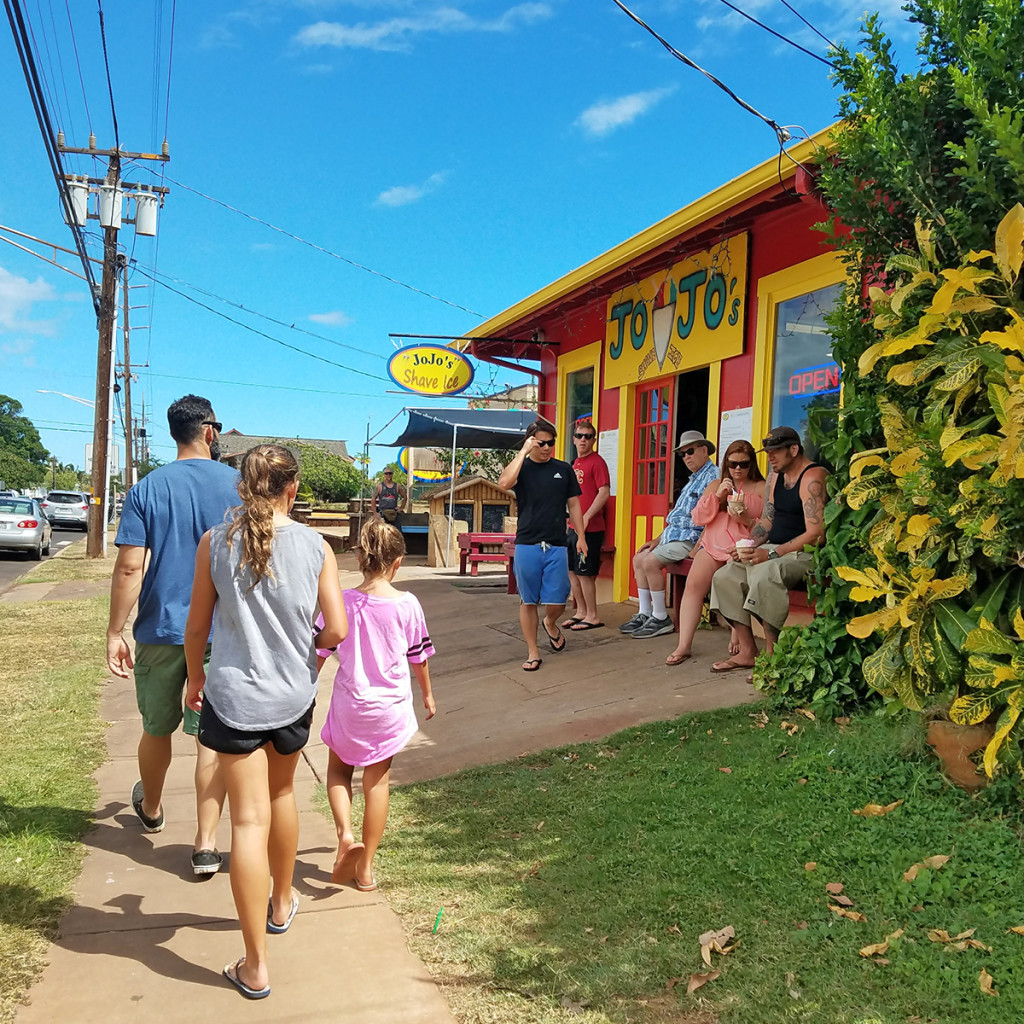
left=458, top=532, right=515, bottom=576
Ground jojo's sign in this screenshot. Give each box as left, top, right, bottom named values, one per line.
left=387, top=344, right=475, bottom=397
left=604, top=233, right=748, bottom=389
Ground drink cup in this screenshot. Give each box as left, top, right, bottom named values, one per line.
left=727, top=495, right=745, bottom=515
left=735, top=538, right=755, bottom=562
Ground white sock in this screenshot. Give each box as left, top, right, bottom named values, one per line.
left=651, top=590, right=667, bottom=619
left=638, top=589, right=653, bottom=616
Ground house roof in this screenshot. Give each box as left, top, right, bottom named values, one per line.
left=219, top=431, right=352, bottom=461
left=422, top=474, right=514, bottom=501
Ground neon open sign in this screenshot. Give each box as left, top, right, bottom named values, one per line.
left=789, top=362, right=841, bottom=397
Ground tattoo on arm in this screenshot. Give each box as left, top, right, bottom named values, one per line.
left=803, top=478, right=826, bottom=527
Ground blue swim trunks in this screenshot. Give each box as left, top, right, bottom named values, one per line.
left=514, top=543, right=571, bottom=606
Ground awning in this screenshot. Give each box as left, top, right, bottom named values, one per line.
left=386, top=407, right=538, bottom=450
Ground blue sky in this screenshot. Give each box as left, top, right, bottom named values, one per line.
left=0, top=0, right=918, bottom=473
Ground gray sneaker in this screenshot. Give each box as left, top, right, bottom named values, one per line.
left=632, top=616, right=674, bottom=638
left=619, top=612, right=649, bottom=634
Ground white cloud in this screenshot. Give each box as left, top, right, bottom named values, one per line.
left=0, top=267, right=58, bottom=335
left=294, top=3, right=551, bottom=52
left=576, top=87, right=676, bottom=138
left=375, top=171, right=446, bottom=207
left=308, top=310, right=353, bottom=326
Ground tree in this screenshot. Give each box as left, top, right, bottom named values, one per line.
left=430, top=447, right=515, bottom=482
left=0, top=395, right=49, bottom=484
left=294, top=444, right=362, bottom=502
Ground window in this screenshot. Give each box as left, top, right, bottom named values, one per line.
left=564, top=366, right=595, bottom=445
left=481, top=503, right=510, bottom=532
left=769, top=283, right=841, bottom=462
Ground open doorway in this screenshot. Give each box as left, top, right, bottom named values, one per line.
left=671, top=365, right=711, bottom=500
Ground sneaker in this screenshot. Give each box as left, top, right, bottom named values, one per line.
left=130, top=780, right=165, bottom=833
left=191, top=849, right=223, bottom=876
left=631, top=616, right=674, bottom=639
left=619, top=613, right=650, bottom=634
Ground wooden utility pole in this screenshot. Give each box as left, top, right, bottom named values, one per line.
left=121, top=260, right=133, bottom=492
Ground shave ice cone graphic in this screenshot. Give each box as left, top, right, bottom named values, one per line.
left=651, top=280, right=676, bottom=371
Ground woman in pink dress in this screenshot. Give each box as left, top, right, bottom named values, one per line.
left=316, top=519, right=436, bottom=891
left=665, top=439, right=765, bottom=665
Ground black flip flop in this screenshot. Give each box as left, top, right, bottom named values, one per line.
left=544, top=626, right=566, bottom=652
left=570, top=621, right=605, bottom=631
left=523, top=658, right=542, bottom=672
left=561, top=616, right=583, bottom=629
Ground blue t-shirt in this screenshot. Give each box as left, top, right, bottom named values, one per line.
left=115, top=459, right=241, bottom=645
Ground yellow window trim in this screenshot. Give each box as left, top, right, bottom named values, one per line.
left=613, top=384, right=635, bottom=602
left=555, top=341, right=602, bottom=461
left=751, top=251, right=845, bottom=467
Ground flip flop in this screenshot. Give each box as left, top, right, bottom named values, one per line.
left=544, top=626, right=566, bottom=652
left=355, top=877, right=378, bottom=892
left=665, top=652, right=691, bottom=665
left=522, top=658, right=542, bottom=672
left=571, top=621, right=605, bottom=631
left=710, top=658, right=755, bottom=674
left=561, top=616, right=583, bottom=629
left=266, top=891, right=299, bottom=934
left=331, top=841, right=366, bottom=885
left=223, top=958, right=271, bottom=1000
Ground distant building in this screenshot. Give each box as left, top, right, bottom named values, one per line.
left=467, top=382, right=537, bottom=411
left=218, top=430, right=353, bottom=469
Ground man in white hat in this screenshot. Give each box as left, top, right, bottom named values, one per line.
left=621, top=429, right=718, bottom=639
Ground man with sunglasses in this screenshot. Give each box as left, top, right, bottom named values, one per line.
left=709, top=425, right=828, bottom=673
left=564, top=421, right=611, bottom=631
left=106, top=395, right=240, bottom=876
left=499, top=420, right=587, bottom=671
left=621, top=429, right=719, bottom=639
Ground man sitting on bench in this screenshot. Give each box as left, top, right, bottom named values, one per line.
left=708, top=426, right=827, bottom=674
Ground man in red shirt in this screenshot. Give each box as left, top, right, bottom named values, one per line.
left=564, top=421, right=611, bottom=631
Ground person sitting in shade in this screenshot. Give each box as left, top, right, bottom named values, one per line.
left=620, top=430, right=719, bottom=640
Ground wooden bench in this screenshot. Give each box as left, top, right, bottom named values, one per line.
left=665, top=558, right=814, bottom=632
left=504, top=541, right=617, bottom=596
left=458, top=532, right=515, bottom=576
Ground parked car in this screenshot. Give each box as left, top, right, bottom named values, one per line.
left=41, top=490, right=91, bottom=530
left=0, top=497, right=52, bottom=559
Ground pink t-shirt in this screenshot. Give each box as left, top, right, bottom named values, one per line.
left=691, top=485, right=765, bottom=562
left=318, top=589, right=435, bottom=767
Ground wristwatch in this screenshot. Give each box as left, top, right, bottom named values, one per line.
left=767, top=548, right=780, bottom=560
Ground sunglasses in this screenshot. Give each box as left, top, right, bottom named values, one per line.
left=728, top=460, right=751, bottom=469
left=680, top=446, right=701, bottom=457
left=535, top=439, right=555, bottom=448
left=203, top=420, right=222, bottom=433
left=574, top=432, right=595, bottom=440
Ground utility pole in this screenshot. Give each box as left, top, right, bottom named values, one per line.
left=121, top=260, right=133, bottom=492
left=57, top=135, right=169, bottom=556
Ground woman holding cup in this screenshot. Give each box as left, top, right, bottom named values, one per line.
left=664, top=440, right=765, bottom=665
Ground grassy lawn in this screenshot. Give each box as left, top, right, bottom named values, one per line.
left=17, top=536, right=116, bottom=585
left=0, top=583, right=108, bottom=1022
left=362, top=706, right=1024, bottom=1024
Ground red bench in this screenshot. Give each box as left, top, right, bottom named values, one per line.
left=458, top=532, right=515, bottom=576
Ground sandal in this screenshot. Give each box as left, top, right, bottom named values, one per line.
left=223, top=957, right=270, bottom=1000
left=665, top=652, right=691, bottom=665
left=543, top=625, right=566, bottom=652
left=710, top=658, right=755, bottom=674
left=522, top=658, right=542, bottom=672
left=561, top=616, right=583, bottom=629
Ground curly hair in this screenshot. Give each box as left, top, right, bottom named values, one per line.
left=226, top=444, right=300, bottom=586
left=358, top=518, right=405, bottom=579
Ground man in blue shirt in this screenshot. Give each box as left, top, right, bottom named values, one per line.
left=621, top=430, right=718, bottom=639
left=106, top=395, right=240, bottom=876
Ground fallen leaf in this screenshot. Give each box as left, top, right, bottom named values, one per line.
left=535, top=821, right=545, bottom=831
left=871, top=957, right=890, bottom=965
left=852, top=799, right=904, bottom=817
left=793, top=920, right=808, bottom=930
left=667, top=924, right=682, bottom=935
left=599, top=935, right=608, bottom=944
left=903, top=854, right=950, bottom=882
left=698, top=925, right=736, bottom=947
left=780, top=720, right=799, bottom=736
left=665, top=977, right=680, bottom=991
left=798, top=777, right=808, bottom=785
left=835, top=716, right=851, bottom=726
left=796, top=707, right=816, bottom=721
left=719, top=766, right=733, bottom=774
left=749, top=710, right=769, bottom=728
left=948, top=939, right=991, bottom=952
left=707, top=729, right=713, bottom=736
left=559, top=995, right=590, bottom=1013
left=584, top=763, right=597, bottom=771
left=928, top=928, right=976, bottom=944
left=829, top=904, right=867, bottom=923
left=832, top=895, right=856, bottom=907
left=858, top=928, right=904, bottom=957
left=805, top=862, right=817, bottom=871
left=979, top=968, right=998, bottom=997
left=825, top=882, right=844, bottom=895
left=1007, top=925, right=1024, bottom=935
left=686, top=969, right=721, bottom=995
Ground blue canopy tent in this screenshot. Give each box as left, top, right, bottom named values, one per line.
left=386, top=407, right=542, bottom=566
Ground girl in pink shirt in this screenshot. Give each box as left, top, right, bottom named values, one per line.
left=317, top=519, right=435, bottom=891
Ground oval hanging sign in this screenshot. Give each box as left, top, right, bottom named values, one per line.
left=387, top=343, right=475, bottom=397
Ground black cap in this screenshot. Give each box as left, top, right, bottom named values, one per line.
left=757, top=426, right=801, bottom=452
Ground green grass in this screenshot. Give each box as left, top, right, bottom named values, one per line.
left=359, top=706, right=1024, bottom=1024
left=16, top=538, right=115, bottom=585
left=0, top=596, right=108, bottom=1023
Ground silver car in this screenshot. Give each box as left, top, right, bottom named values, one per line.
left=41, top=490, right=91, bottom=529
left=0, top=498, right=52, bottom=559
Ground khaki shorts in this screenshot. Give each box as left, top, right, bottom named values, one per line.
left=651, top=539, right=695, bottom=565
left=709, top=550, right=814, bottom=631
left=133, top=642, right=211, bottom=738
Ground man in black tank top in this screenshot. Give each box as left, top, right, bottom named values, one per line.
left=708, top=426, right=828, bottom=673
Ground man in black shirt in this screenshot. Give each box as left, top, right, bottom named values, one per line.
left=499, top=421, right=587, bottom=672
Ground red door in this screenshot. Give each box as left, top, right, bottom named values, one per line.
left=629, top=377, right=674, bottom=597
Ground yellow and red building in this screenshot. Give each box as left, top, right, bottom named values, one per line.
left=461, top=129, right=843, bottom=602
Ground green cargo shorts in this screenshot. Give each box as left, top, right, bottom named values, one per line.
left=133, top=642, right=211, bottom=738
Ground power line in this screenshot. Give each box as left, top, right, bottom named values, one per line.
left=776, top=0, right=836, bottom=50
left=62, top=0, right=92, bottom=133
left=163, top=0, right=176, bottom=141
left=139, top=168, right=485, bottom=318
left=712, top=0, right=833, bottom=67
left=95, top=0, right=119, bottom=151
left=609, top=0, right=791, bottom=143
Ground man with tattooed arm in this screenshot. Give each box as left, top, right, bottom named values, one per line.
left=707, top=426, right=828, bottom=674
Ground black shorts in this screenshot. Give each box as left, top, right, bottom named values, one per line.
left=566, top=529, right=603, bottom=577
left=198, top=698, right=316, bottom=756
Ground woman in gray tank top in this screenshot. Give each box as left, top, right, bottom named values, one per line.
left=184, top=445, right=347, bottom=1000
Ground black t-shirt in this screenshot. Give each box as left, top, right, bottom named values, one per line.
left=513, top=457, right=582, bottom=546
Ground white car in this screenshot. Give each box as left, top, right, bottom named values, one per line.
left=0, top=497, right=52, bottom=559
left=41, top=490, right=91, bottom=530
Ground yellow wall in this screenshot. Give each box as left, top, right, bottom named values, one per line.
left=555, top=340, right=602, bottom=462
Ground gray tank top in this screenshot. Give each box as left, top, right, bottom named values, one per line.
left=204, top=519, right=325, bottom=731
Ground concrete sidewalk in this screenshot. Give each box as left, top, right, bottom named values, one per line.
left=12, top=556, right=757, bottom=1022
